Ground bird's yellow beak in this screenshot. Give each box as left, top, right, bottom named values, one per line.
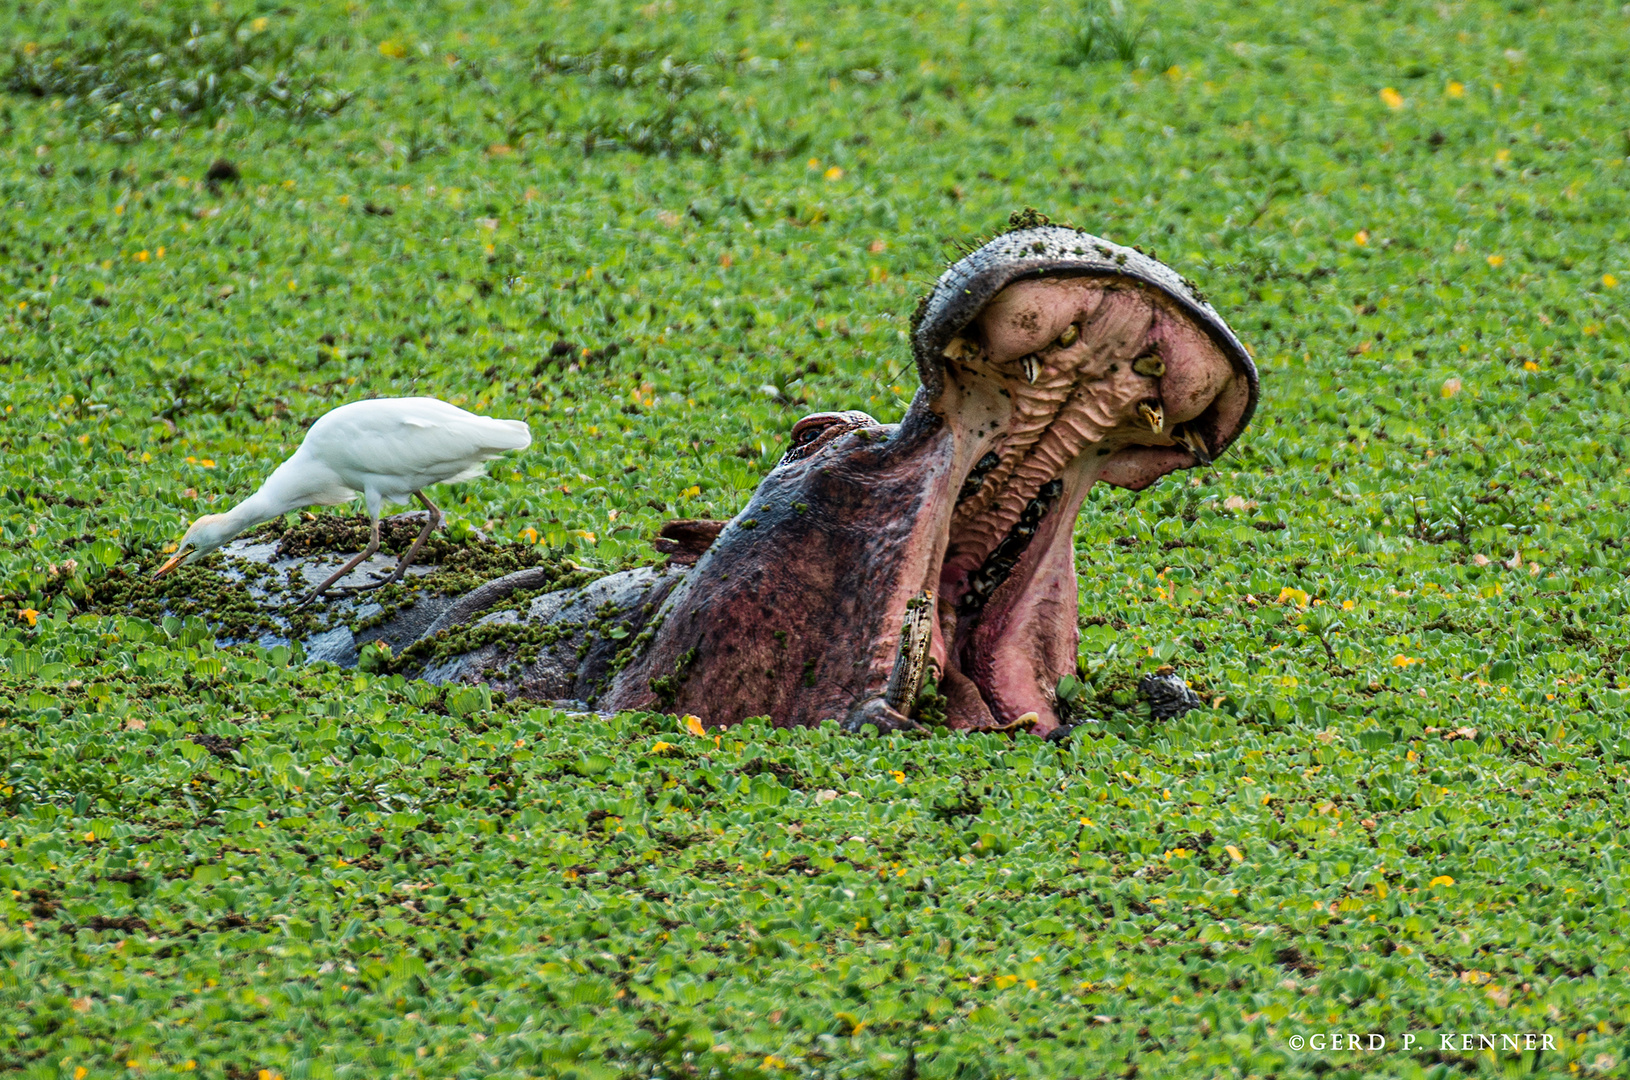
left=152, top=552, right=186, bottom=579
left=1137, top=402, right=1165, bottom=433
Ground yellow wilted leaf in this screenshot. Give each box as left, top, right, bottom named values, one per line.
left=1392, top=654, right=1421, bottom=667
left=993, top=974, right=1019, bottom=989
left=1441, top=377, right=1462, bottom=398
left=683, top=715, right=707, bottom=737
left=1225, top=845, right=1244, bottom=863
left=1375, top=881, right=1388, bottom=899
left=1446, top=80, right=1465, bottom=98
left=1605, top=274, right=1619, bottom=288
left=1429, top=875, right=1455, bottom=888
left=1379, top=87, right=1404, bottom=109
left=1277, top=586, right=1310, bottom=608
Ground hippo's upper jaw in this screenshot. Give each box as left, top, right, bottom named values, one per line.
left=608, top=226, right=1257, bottom=736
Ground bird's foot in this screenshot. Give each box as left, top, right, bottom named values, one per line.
left=292, top=588, right=327, bottom=610
left=328, top=579, right=393, bottom=596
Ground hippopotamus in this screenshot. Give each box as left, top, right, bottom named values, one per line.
left=417, top=224, right=1257, bottom=735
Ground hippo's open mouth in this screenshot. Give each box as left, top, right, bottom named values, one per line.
left=887, top=270, right=1253, bottom=731
left=605, top=224, right=1258, bottom=736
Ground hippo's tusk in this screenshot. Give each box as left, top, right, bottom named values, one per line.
left=883, top=589, right=935, bottom=716
left=1137, top=401, right=1165, bottom=433
left=1021, top=355, right=1040, bottom=385
left=1175, top=426, right=1212, bottom=467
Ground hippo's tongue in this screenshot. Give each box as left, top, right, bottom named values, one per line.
left=936, top=453, right=1101, bottom=731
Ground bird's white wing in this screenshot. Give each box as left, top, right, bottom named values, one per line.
left=301, top=397, right=531, bottom=498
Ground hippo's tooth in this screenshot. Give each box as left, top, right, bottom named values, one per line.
left=1021, top=355, right=1040, bottom=385
left=1138, top=401, right=1165, bottom=433
left=884, top=589, right=935, bottom=715
left=1176, top=426, right=1212, bottom=467
left=1057, top=323, right=1079, bottom=348
left=943, top=336, right=977, bottom=361
left=1132, top=353, right=1167, bottom=378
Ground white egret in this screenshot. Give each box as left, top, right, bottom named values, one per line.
left=153, top=396, right=532, bottom=605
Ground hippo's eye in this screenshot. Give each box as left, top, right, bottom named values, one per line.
left=781, top=411, right=879, bottom=466
left=783, top=416, right=846, bottom=464
left=792, top=422, right=831, bottom=447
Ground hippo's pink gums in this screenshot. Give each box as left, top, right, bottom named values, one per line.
left=605, top=225, right=1258, bottom=735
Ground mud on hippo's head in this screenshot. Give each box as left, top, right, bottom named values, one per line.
left=608, top=224, right=1258, bottom=735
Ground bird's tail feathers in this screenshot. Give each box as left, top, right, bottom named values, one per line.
left=485, top=418, right=532, bottom=451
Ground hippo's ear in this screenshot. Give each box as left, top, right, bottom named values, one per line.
left=1098, top=349, right=1258, bottom=491
left=653, top=519, right=726, bottom=565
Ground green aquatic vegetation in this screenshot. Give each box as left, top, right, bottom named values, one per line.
left=4, top=8, right=351, bottom=141
left=1, top=0, right=1629, bottom=1076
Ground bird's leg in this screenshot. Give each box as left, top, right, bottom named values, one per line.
left=352, top=492, right=443, bottom=591
left=377, top=491, right=442, bottom=587
left=296, top=517, right=381, bottom=608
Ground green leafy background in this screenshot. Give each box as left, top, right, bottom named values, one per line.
left=2, top=0, right=1628, bottom=1077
